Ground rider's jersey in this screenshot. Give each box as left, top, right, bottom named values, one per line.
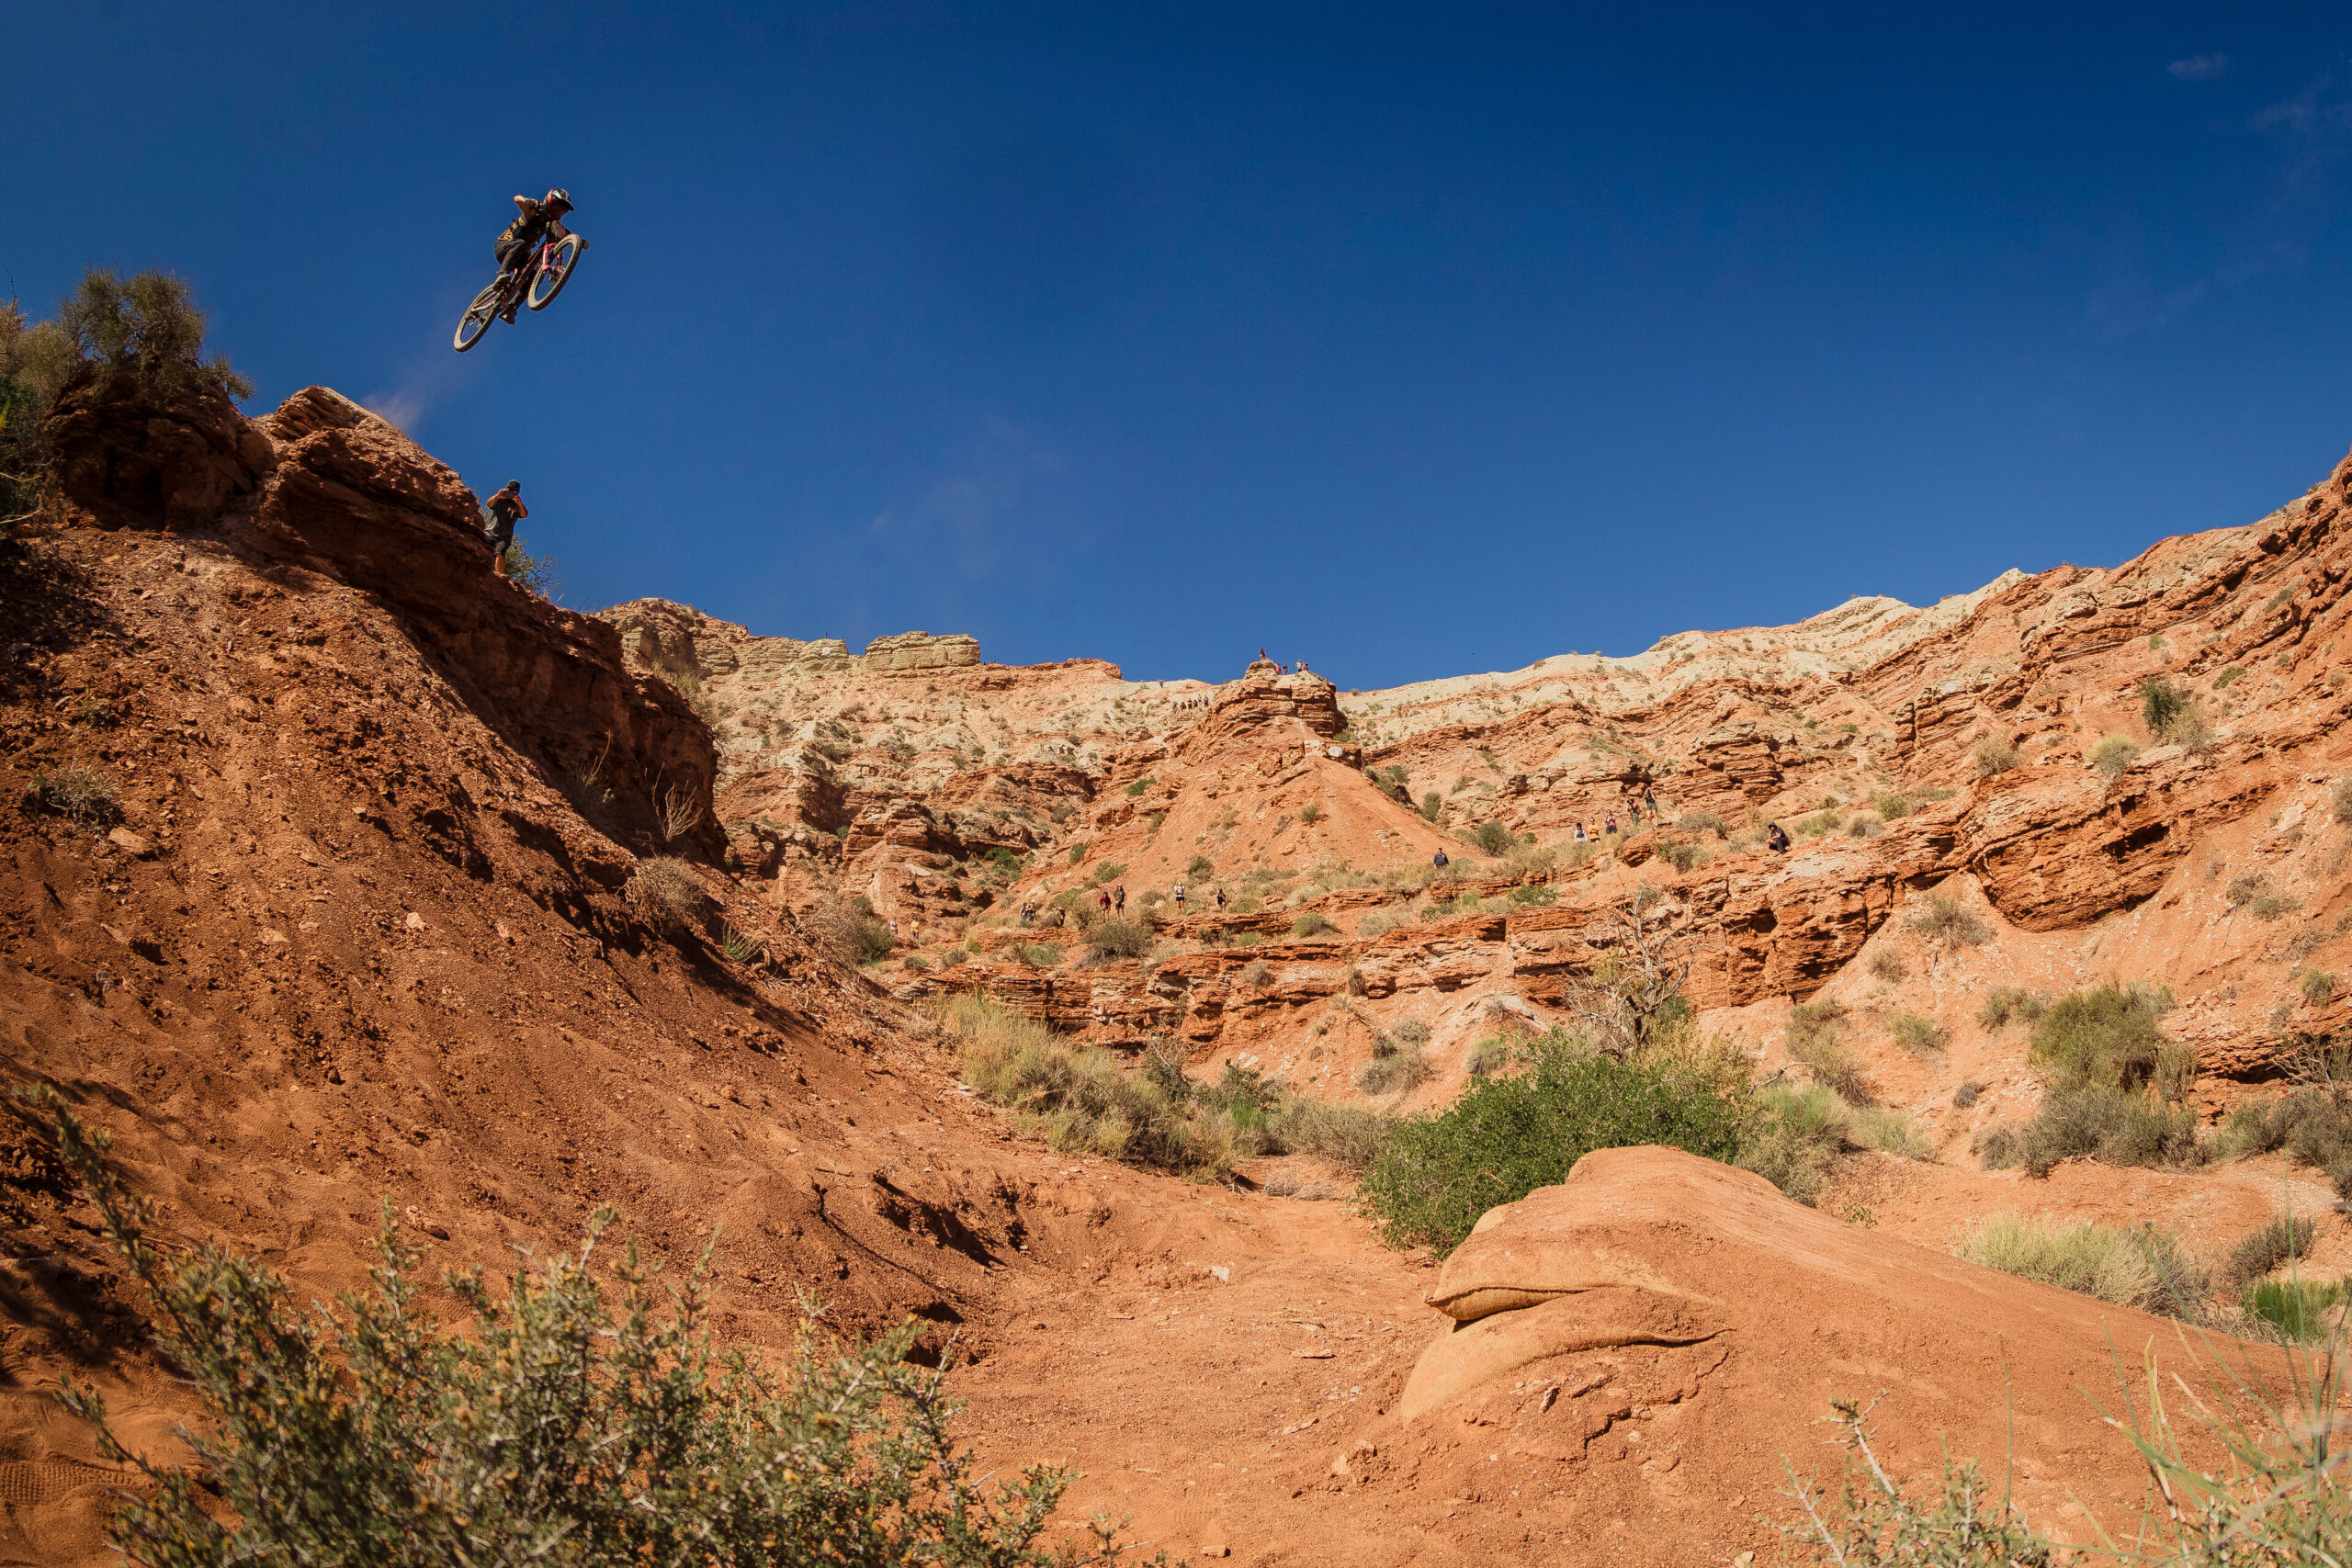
left=500, top=201, right=556, bottom=253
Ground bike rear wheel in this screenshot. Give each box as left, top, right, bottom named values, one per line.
left=454, top=281, right=502, bottom=352
left=526, top=234, right=585, bottom=311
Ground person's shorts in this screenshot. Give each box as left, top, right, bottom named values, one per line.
left=485, top=516, right=514, bottom=553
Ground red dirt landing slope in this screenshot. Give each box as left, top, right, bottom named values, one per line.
left=957, top=1147, right=2296, bottom=1567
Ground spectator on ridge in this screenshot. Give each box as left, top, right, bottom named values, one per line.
left=1172, top=882, right=1187, bottom=910
left=1431, top=849, right=1449, bottom=868
left=484, top=481, right=526, bottom=577
left=1113, top=884, right=1126, bottom=914
left=1767, top=821, right=1791, bottom=853
left=1572, top=822, right=1588, bottom=843
left=1605, top=814, right=1619, bottom=836
left=1215, top=886, right=1227, bottom=912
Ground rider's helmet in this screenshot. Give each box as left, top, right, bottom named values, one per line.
left=545, top=188, right=572, bottom=211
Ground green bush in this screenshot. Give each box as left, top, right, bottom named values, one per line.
left=1353, top=1043, right=1433, bottom=1096
left=1978, top=1085, right=2202, bottom=1177
left=1464, top=1036, right=1512, bottom=1077
left=1508, top=883, right=1556, bottom=906
left=502, top=536, right=559, bottom=594
left=1296, top=802, right=1324, bottom=826
left=2225, top=1214, right=2317, bottom=1285
left=1291, top=912, right=1339, bottom=938
left=1889, top=1013, right=1945, bottom=1056
left=1124, top=776, right=1154, bottom=796
left=1419, top=791, right=1444, bottom=822
left=1976, top=986, right=2045, bottom=1030
left=2335, top=776, right=2352, bottom=826
left=1466, top=820, right=1516, bottom=856
left=627, top=856, right=710, bottom=938
left=1678, top=811, right=1727, bottom=837
left=1871, top=791, right=1913, bottom=820
left=24, top=762, right=122, bottom=826
left=1185, top=853, right=1215, bottom=878
left=40, top=1095, right=1130, bottom=1568
left=2242, top=1278, right=2344, bottom=1344
left=2029, top=982, right=2186, bottom=1097
left=1019, top=942, right=1063, bottom=966
left=2213, top=662, right=2245, bottom=689
left=2303, top=969, right=2337, bottom=1007
left=1656, top=839, right=1707, bottom=872
left=951, top=998, right=1225, bottom=1175
left=2139, top=674, right=2187, bottom=738
left=1865, top=948, right=1906, bottom=982
left=1356, top=1033, right=1745, bottom=1254
left=809, top=893, right=891, bottom=964
left=1736, top=1083, right=1851, bottom=1206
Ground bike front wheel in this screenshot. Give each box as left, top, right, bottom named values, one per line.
left=454, top=281, right=502, bottom=352
left=526, top=234, right=586, bottom=311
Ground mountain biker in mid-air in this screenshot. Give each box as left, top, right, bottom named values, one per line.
left=493, top=189, right=574, bottom=322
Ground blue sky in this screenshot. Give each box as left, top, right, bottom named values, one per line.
left=11, top=4, right=2352, bottom=687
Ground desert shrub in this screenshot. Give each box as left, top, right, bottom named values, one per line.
left=627, top=855, right=709, bottom=936
left=1507, top=883, right=1556, bottom=907
left=1786, top=999, right=1873, bottom=1104
left=1971, top=737, right=2020, bottom=778
left=2029, top=982, right=2185, bottom=1097
left=2335, top=776, right=2352, bottom=826
left=1850, top=1108, right=1933, bottom=1161
left=1865, top=948, right=1906, bottom=982
left=1292, top=912, right=1339, bottom=938
left=1124, top=776, right=1154, bottom=796
left=1419, top=791, right=1444, bottom=822
left=2139, top=674, right=2187, bottom=737
left=24, top=763, right=121, bottom=826
left=1845, top=815, right=1884, bottom=840
left=1795, top=811, right=1841, bottom=838
left=1389, top=1018, right=1432, bottom=1048
left=807, top=894, right=894, bottom=965
left=1889, top=1013, right=1945, bottom=1056
left=1976, top=986, right=2046, bottom=1030
left=2090, top=735, right=2141, bottom=780
left=1354, top=1045, right=1433, bottom=1096
left=2213, top=663, right=2246, bottom=689
left=53, top=268, right=254, bottom=401
left=1466, top=820, right=1517, bottom=857
left=1355, top=912, right=1399, bottom=939
left=2224, top=869, right=2300, bottom=919
left=1295, top=802, right=1324, bottom=826
left=1978, top=1085, right=2202, bottom=1177
left=1085, top=918, right=1152, bottom=961
left=948, top=997, right=1225, bottom=1176
left=1186, top=853, right=1215, bottom=878
left=2303, top=969, right=2337, bottom=1006
left=1736, top=1083, right=1851, bottom=1206
left=39, top=1097, right=1115, bottom=1568
left=1238, top=961, right=1274, bottom=992
left=2242, top=1278, right=2345, bottom=1345
left=2224, top=1214, right=2317, bottom=1285
left=1087, top=860, right=1125, bottom=886
left=1679, top=810, right=1727, bottom=837
left=1268, top=1099, right=1391, bottom=1173
left=1952, top=1081, right=1984, bottom=1109
left=1656, top=839, right=1707, bottom=872
left=1357, top=1033, right=1746, bottom=1253
left=1871, top=791, right=1913, bottom=820
left=502, top=536, right=560, bottom=594
left=939, top=947, right=967, bottom=970
left=1907, top=892, right=1989, bottom=948
left=899, top=953, right=931, bottom=973
left=1956, top=1213, right=2203, bottom=1317
left=1464, top=1036, right=1512, bottom=1077
left=1781, top=1400, right=2052, bottom=1566
left=721, top=925, right=762, bottom=964
left=1019, top=943, right=1063, bottom=966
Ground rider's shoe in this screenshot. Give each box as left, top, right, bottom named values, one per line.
left=500, top=305, right=518, bottom=324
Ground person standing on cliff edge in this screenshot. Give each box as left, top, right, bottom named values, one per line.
left=484, top=481, right=526, bottom=578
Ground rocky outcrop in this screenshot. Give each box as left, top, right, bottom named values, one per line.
left=863, top=630, right=980, bottom=671
left=48, top=383, right=723, bottom=863
left=48, top=368, right=275, bottom=532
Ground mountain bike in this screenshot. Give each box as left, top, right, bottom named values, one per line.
left=453, top=231, right=588, bottom=353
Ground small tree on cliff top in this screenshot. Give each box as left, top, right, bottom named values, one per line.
left=56, top=268, right=252, bottom=401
